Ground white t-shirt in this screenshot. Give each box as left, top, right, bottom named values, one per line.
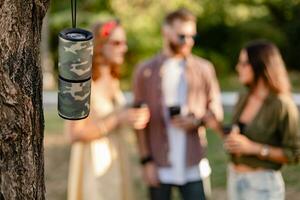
left=159, top=58, right=211, bottom=185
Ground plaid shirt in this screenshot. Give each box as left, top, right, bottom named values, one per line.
left=133, top=53, right=223, bottom=167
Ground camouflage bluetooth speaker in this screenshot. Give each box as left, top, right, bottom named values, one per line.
left=58, top=28, right=93, bottom=81
left=58, top=78, right=91, bottom=120
left=58, top=28, right=93, bottom=120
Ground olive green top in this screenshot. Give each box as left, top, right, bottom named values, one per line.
left=231, top=91, right=300, bottom=170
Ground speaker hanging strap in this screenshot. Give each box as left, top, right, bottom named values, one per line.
left=71, top=0, right=77, bottom=28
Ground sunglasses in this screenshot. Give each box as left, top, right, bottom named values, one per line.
left=177, top=34, right=198, bottom=43
left=107, top=40, right=127, bottom=46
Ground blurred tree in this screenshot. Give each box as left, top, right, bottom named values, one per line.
left=48, top=0, right=300, bottom=89
left=0, top=0, right=49, bottom=199
left=264, top=0, right=300, bottom=70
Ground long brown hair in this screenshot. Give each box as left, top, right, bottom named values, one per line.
left=245, top=40, right=291, bottom=94
left=92, top=20, right=121, bottom=81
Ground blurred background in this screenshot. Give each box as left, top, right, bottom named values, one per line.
left=43, top=0, right=300, bottom=199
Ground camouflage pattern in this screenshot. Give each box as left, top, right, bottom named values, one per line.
left=58, top=78, right=91, bottom=120
left=58, top=36, right=93, bottom=81
left=58, top=29, right=93, bottom=120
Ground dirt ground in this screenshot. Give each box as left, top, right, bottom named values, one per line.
left=45, top=133, right=300, bottom=200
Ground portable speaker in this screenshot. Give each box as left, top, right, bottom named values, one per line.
left=58, top=28, right=93, bottom=120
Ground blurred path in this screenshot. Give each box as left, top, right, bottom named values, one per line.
left=44, top=132, right=300, bottom=200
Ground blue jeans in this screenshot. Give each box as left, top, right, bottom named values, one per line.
left=227, top=165, right=285, bottom=200
left=150, top=180, right=206, bottom=200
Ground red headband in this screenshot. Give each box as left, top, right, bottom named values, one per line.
left=100, top=21, right=118, bottom=38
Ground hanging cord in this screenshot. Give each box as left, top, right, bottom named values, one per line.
left=71, top=0, right=77, bottom=28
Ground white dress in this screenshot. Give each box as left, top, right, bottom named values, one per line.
left=67, top=80, right=135, bottom=200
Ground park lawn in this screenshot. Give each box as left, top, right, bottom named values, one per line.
left=44, top=108, right=300, bottom=200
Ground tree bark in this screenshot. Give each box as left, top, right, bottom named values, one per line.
left=0, top=0, right=50, bottom=199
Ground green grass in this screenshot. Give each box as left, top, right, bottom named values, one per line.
left=44, top=108, right=300, bottom=198
left=207, top=132, right=228, bottom=187
left=289, top=70, right=300, bottom=92
left=206, top=112, right=231, bottom=188
left=218, top=74, right=242, bottom=92
left=44, top=107, right=64, bottom=134
left=282, top=164, right=300, bottom=189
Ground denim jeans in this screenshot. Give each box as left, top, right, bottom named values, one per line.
left=149, top=180, right=206, bottom=200
left=227, top=165, right=285, bottom=200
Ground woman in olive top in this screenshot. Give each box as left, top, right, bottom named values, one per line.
left=224, top=40, right=300, bottom=200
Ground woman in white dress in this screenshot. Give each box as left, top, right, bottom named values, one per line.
left=66, top=20, right=149, bottom=200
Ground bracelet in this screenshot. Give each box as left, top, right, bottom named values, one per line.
left=140, top=155, right=153, bottom=165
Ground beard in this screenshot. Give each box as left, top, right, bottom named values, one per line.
left=168, top=40, right=182, bottom=54
left=168, top=40, right=191, bottom=56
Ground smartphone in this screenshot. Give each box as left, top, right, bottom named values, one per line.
left=168, top=106, right=181, bottom=118
left=222, top=124, right=232, bottom=135
left=132, top=101, right=146, bottom=108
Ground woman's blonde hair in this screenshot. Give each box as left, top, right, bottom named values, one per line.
left=245, top=40, right=291, bottom=94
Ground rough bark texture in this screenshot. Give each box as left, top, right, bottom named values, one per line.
left=0, top=0, right=50, bottom=199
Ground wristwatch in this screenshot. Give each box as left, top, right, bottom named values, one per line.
left=140, top=155, right=153, bottom=165
left=260, top=145, right=270, bottom=159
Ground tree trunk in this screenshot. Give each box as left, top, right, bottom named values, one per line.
left=0, top=0, right=50, bottom=199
